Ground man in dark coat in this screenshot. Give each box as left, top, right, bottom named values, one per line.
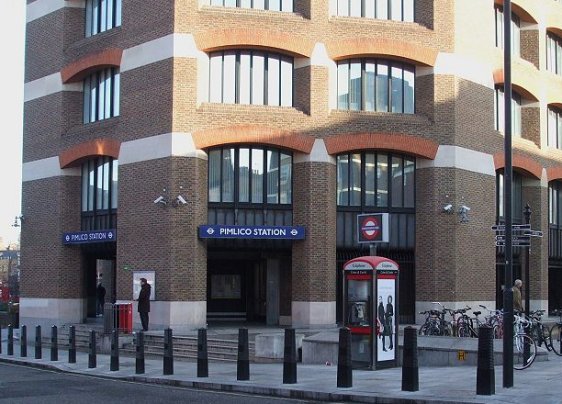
left=138, top=278, right=151, bottom=331
left=96, top=282, right=106, bottom=316
left=377, top=296, right=386, bottom=350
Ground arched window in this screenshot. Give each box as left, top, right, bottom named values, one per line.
left=208, top=146, right=292, bottom=206
left=494, top=87, right=522, bottom=136
left=496, top=170, right=523, bottom=224
left=548, top=106, right=562, bottom=149
left=83, top=68, right=120, bottom=123
left=209, top=0, right=293, bottom=12
left=335, top=0, right=414, bottom=22
left=81, top=157, right=118, bottom=230
left=337, top=59, right=415, bottom=114
left=547, top=32, right=562, bottom=76
left=85, top=0, right=122, bottom=37
left=495, top=6, right=520, bottom=58
left=209, top=51, right=293, bottom=107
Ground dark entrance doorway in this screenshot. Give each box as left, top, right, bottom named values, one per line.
left=207, top=258, right=267, bottom=323
left=83, top=244, right=116, bottom=318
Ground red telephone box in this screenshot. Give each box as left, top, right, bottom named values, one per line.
left=343, top=256, right=399, bottom=370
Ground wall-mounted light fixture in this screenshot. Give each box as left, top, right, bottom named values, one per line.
left=11, top=216, right=24, bottom=227
left=154, top=187, right=187, bottom=207
left=458, top=205, right=471, bottom=223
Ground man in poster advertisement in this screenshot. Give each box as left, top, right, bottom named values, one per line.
left=377, top=296, right=385, bottom=346
left=385, top=295, right=394, bottom=351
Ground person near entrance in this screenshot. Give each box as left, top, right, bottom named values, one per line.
left=138, top=278, right=151, bottom=331
left=96, top=282, right=106, bottom=316
left=513, top=279, right=524, bottom=314
left=385, top=295, right=394, bottom=351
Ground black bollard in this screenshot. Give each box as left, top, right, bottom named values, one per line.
left=163, top=328, right=174, bottom=375
left=88, top=330, right=96, bottom=368
left=197, top=328, right=208, bottom=378
left=110, top=329, right=119, bottom=371
left=68, top=326, right=76, bottom=363
left=51, top=326, right=58, bottom=361
left=337, top=327, right=352, bottom=388
left=35, top=326, right=42, bottom=359
left=237, top=328, right=250, bottom=381
left=401, top=326, right=419, bottom=391
left=135, top=331, right=145, bottom=374
left=7, top=325, right=13, bottom=356
left=476, top=325, right=495, bottom=395
left=283, top=328, right=297, bottom=384
left=20, top=325, right=27, bottom=358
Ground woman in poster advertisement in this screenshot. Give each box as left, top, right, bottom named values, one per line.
left=385, top=295, right=394, bottom=350
left=377, top=296, right=385, bottom=344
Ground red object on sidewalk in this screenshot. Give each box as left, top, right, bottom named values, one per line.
left=0, top=286, right=9, bottom=303
left=117, top=303, right=133, bottom=333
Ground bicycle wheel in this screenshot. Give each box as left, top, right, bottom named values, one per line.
left=549, top=324, right=562, bottom=356
left=513, top=334, right=537, bottom=370
left=540, top=324, right=552, bottom=351
left=458, top=323, right=470, bottom=338
left=418, top=323, right=429, bottom=336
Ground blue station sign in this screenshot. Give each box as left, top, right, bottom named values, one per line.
left=63, top=229, right=117, bottom=245
left=199, top=225, right=305, bottom=240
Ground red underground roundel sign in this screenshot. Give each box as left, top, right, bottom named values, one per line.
left=360, top=216, right=381, bottom=241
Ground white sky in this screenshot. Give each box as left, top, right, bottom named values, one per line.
left=0, top=2, right=25, bottom=247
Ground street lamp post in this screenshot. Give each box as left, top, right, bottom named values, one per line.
left=502, top=0, right=514, bottom=388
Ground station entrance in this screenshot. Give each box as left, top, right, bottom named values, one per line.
left=82, top=245, right=116, bottom=319
left=207, top=249, right=291, bottom=325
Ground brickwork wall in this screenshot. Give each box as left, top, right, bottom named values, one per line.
left=20, top=176, right=82, bottom=298
left=116, top=156, right=207, bottom=301
left=292, top=161, right=336, bottom=302
left=520, top=30, right=539, bottom=70
left=416, top=167, right=496, bottom=302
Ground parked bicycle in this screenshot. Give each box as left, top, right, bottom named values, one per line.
left=549, top=309, right=562, bottom=356
left=479, top=304, right=504, bottom=339
left=418, top=302, right=453, bottom=337
left=527, top=309, right=553, bottom=352
left=513, top=313, right=537, bottom=370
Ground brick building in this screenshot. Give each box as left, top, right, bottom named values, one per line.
left=20, top=0, right=562, bottom=332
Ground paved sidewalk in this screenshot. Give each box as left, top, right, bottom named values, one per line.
left=1, top=339, right=561, bottom=403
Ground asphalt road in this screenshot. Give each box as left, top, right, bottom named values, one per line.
left=0, top=362, right=320, bottom=404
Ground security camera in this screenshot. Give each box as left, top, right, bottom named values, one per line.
left=443, top=204, right=453, bottom=213
left=460, top=205, right=470, bottom=212
left=176, top=195, right=187, bottom=205
left=154, top=196, right=166, bottom=205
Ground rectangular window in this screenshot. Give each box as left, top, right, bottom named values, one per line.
left=222, top=149, right=235, bottom=202
left=268, top=0, right=279, bottom=11
left=350, top=153, right=361, bottom=206
left=223, top=52, right=236, bottom=104
left=280, top=57, right=293, bottom=106
left=364, top=153, right=376, bottom=206
left=365, top=62, right=376, bottom=111
left=280, top=153, right=292, bottom=204
left=83, top=68, right=119, bottom=124
left=239, top=148, right=250, bottom=203
left=337, top=155, right=350, bottom=206
left=391, top=65, right=403, bottom=113
left=376, top=0, right=388, bottom=19
left=403, top=0, right=414, bottom=22
left=377, top=154, right=388, bottom=207
left=239, top=52, right=251, bottom=105
left=376, top=62, right=389, bottom=112
left=209, top=53, right=223, bottom=103
left=267, top=55, right=281, bottom=106
left=111, top=159, right=118, bottom=209
left=210, top=0, right=292, bottom=11
left=85, top=0, right=121, bottom=37
left=350, top=0, right=362, bottom=17
left=391, top=156, right=403, bottom=207
left=338, top=62, right=350, bottom=109
left=267, top=150, right=279, bottom=204
left=82, top=164, right=89, bottom=212
left=403, top=67, right=415, bottom=114
left=390, top=0, right=402, bottom=21
left=365, top=0, right=375, bottom=18
left=252, top=54, right=265, bottom=105
left=251, top=149, right=264, bottom=203
left=349, top=61, right=362, bottom=111
left=338, top=0, right=349, bottom=17
left=404, top=158, right=415, bottom=207
left=209, top=150, right=221, bottom=202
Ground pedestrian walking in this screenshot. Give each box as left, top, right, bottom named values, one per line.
left=96, top=282, right=106, bottom=316
left=513, top=279, right=524, bottom=313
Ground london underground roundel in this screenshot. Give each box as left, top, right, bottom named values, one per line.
left=361, top=217, right=381, bottom=240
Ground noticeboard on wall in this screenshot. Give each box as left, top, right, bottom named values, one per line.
left=133, top=271, right=155, bottom=301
